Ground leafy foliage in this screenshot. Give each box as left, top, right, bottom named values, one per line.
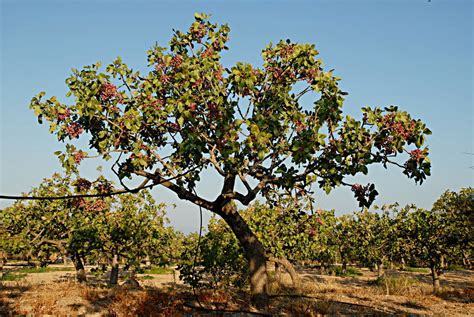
left=0, top=173, right=175, bottom=278
left=30, top=14, right=431, bottom=211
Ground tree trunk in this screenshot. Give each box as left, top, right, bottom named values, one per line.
left=145, top=255, right=152, bottom=269
left=400, top=257, right=406, bottom=271
left=431, top=264, right=440, bottom=293
left=72, top=253, right=87, bottom=283
left=268, top=257, right=300, bottom=289
left=377, top=261, right=385, bottom=278
left=462, top=251, right=471, bottom=269
left=342, top=259, right=347, bottom=275
left=440, top=256, right=446, bottom=270
left=219, top=203, right=268, bottom=307
left=109, top=254, right=119, bottom=286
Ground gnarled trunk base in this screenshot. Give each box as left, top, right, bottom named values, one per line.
left=267, top=257, right=300, bottom=290
left=109, top=254, right=119, bottom=286
left=219, top=204, right=268, bottom=308
left=72, top=253, right=87, bottom=283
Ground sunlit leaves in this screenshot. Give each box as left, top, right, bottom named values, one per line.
left=30, top=14, right=431, bottom=207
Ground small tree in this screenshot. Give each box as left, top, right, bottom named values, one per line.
left=351, top=210, right=392, bottom=277
left=403, top=206, right=450, bottom=292
left=0, top=173, right=108, bottom=282
left=30, top=14, right=431, bottom=303
left=179, top=217, right=247, bottom=290
left=332, top=214, right=358, bottom=274
left=432, top=188, right=473, bottom=268
left=96, top=190, right=169, bottom=286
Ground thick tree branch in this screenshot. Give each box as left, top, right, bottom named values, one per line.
left=134, top=170, right=215, bottom=210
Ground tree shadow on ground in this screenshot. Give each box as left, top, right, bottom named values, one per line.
left=268, top=293, right=420, bottom=316
left=436, top=288, right=474, bottom=304
left=391, top=269, right=474, bottom=290
left=0, top=282, right=30, bottom=315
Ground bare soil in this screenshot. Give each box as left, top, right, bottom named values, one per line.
left=1, top=265, right=473, bottom=316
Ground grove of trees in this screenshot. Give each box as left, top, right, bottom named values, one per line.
left=179, top=188, right=473, bottom=293
left=0, top=173, right=180, bottom=286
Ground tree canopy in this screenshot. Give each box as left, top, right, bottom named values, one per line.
left=30, top=13, right=431, bottom=210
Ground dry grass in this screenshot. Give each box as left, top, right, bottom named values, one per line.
left=373, top=275, right=429, bottom=296
left=1, top=268, right=473, bottom=316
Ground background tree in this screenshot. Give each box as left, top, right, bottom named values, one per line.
left=0, top=173, right=108, bottom=282
left=30, top=13, right=432, bottom=303
left=0, top=174, right=171, bottom=286
left=432, top=188, right=473, bottom=268
left=179, top=217, right=247, bottom=290
left=96, top=190, right=169, bottom=286
left=332, top=214, right=358, bottom=274
left=403, top=206, right=450, bottom=292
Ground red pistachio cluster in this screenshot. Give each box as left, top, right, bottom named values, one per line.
left=171, top=54, right=183, bottom=68
left=266, top=66, right=284, bottom=80
left=193, top=78, right=204, bottom=89
left=72, top=150, right=87, bottom=164
left=146, top=95, right=163, bottom=110
left=409, top=149, right=424, bottom=161
left=65, top=123, right=84, bottom=139
left=351, top=183, right=368, bottom=203
left=207, top=103, right=221, bottom=120
left=72, top=197, right=87, bottom=209
left=154, top=59, right=166, bottom=71
left=71, top=197, right=107, bottom=212
left=381, top=114, right=416, bottom=140
left=212, top=39, right=226, bottom=50
left=168, top=122, right=180, bottom=132
left=57, top=108, right=71, bottom=121
left=214, top=67, right=224, bottom=81
left=351, top=183, right=378, bottom=208
left=191, top=22, right=207, bottom=42
left=201, top=47, right=214, bottom=58
left=188, top=103, right=197, bottom=112
left=96, top=182, right=113, bottom=194
left=74, top=178, right=92, bottom=192
left=160, top=73, right=170, bottom=84
left=280, top=45, right=295, bottom=59
left=301, top=68, right=319, bottom=84
left=100, top=82, right=119, bottom=102
left=91, top=199, right=107, bottom=212
left=295, top=120, right=307, bottom=132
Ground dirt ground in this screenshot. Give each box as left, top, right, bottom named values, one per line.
left=1, top=265, right=473, bottom=316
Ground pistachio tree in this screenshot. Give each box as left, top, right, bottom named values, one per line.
left=404, top=207, right=449, bottom=292
left=30, top=13, right=431, bottom=302
left=96, top=191, right=169, bottom=285
left=0, top=173, right=109, bottom=282
left=432, top=188, right=473, bottom=268
left=332, top=214, right=358, bottom=274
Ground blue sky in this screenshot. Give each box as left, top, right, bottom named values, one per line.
left=1, top=0, right=472, bottom=233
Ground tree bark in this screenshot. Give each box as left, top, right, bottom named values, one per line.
left=462, top=251, right=471, bottom=269
left=219, top=203, right=268, bottom=307
left=109, top=254, right=119, bottom=286
left=72, top=253, right=87, bottom=283
left=400, top=257, right=406, bottom=271
left=431, top=264, right=440, bottom=293
left=342, top=259, right=347, bottom=275
left=377, top=261, right=385, bottom=278
left=268, top=257, right=300, bottom=289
